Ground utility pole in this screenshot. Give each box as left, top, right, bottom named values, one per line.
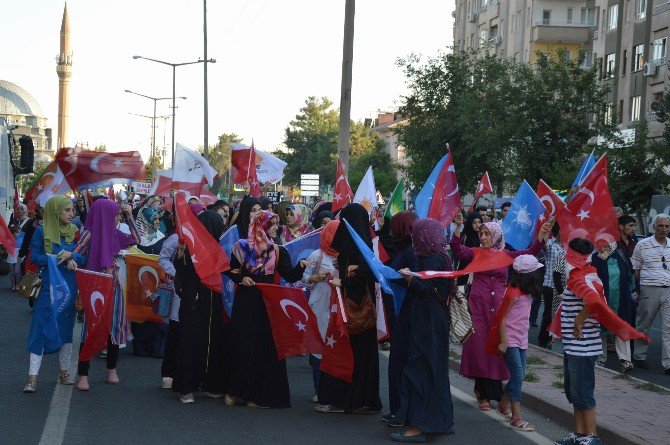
left=337, top=0, right=355, bottom=177
left=203, top=0, right=209, bottom=160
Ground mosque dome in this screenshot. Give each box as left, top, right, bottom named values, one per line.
left=0, top=80, right=46, bottom=118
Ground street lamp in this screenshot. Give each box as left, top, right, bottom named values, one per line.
left=124, top=89, right=184, bottom=177
left=128, top=112, right=172, bottom=179
left=132, top=55, right=216, bottom=166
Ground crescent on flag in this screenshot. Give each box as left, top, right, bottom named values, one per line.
left=182, top=226, right=196, bottom=246
left=575, top=187, right=596, bottom=208
left=540, top=195, right=556, bottom=215
left=585, top=273, right=602, bottom=294
left=90, top=154, right=109, bottom=173
left=63, top=157, right=77, bottom=176
left=138, top=265, right=159, bottom=287
left=280, top=299, right=309, bottom=321
left=90, top=291, right=104, bottom=317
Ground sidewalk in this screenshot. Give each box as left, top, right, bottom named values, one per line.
left=448, top=342, right=670, bottom=445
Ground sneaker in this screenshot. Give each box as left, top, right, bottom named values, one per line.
left=22, top=381, right=37, bottom=393
left=555, top=433, right=582, bottom=445
left=59, top=372, right=75, bottom=385
left=162, top=377, right=173, bottom=389
left=76, top=376, right=90, bottom=391
left=180, top=393, right=195, bottom=404
left=205, top=392, right=222, bottom=399
left=576, top=435, right=602, bottom=445
left=632, top=359, right=650, bottom=369
left=315, top=403, right=345, bottom=413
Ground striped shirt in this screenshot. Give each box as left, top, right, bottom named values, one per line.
left=542, top=238, right=564, bottom=288
left=631, top=236, right=670, bottom=287
left=561, top=288, right=602, bottom=356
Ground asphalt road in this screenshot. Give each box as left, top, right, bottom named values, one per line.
left=0, top=274, right=571, bottom=445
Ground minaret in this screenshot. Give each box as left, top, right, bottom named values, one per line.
left=56, top=2, right=72, bottom=150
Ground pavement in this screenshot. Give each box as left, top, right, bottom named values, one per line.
left=0, top=274, right=574, bottom=445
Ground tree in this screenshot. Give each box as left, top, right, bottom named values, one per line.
left=93, top=144, right=107, bottom=152
left=200, top=133, right=242, bottom=195
left=396, top=48, right=619, bottom=195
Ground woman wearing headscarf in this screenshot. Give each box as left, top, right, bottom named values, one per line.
left=450, top=212, right=552, bottom=412
left=74, top=199, right=141, bottom=391
left=11, top=203, right=29, bottom=229
left=310, top=201, right=332, bottom=225
left=207, top=200, right=230, bottom=229
left=312, top=211, right=335, bottom=230
left=456, top=213, right=483, bottom=286
left=224, top=210, right=307, bottom=408
left=384, top=211, right=419, bottom=423
left=134, top=195, right=166, bottom=236
left=171, top=210, right=227, bottom=404
left=301, top=220, right=340, bottom=402
left=277, top=201, right=291, bottom=227
left=229, top=196, right=261, bottom=242
left=316, top=203, right=382, bottom=414
left=280, top=204, right=311, bottom=244
left=137, top=208, right=166, bottom=254
left=391, top=218, right=455, bottom=441
left=23, top=196, right=85, bottom=393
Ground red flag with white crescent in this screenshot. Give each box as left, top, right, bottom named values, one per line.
left=535, top=179, right=566, bottom=235
left=0, top=214, right=17, bottom=257
left=247, top=143, right=263, bottom=198
left=76, top=269, right=115, bottom=361
left=56, top=148, right=146, bottom=191
left=332, top=159, right=354, bottom=213
left=174, top=192, right=230, bottom=292
left=257, top=283, right=324, bottom=360
left=428, top=147, right=462, bottom=227
left=124, top=253, right=165, bottom=323
left=320, top=285, right=354, bottom=382
left=407, top=248, right=514, bottom=279
left=468, top=171, right=492, bottom=212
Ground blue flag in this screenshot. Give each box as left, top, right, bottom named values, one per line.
left=219, top=226, right=239, bottom=318
left=44, top=254, right=72, bottom=350
left=343, top=219, right=407, bottom=316
left=501, top=180, right=546, bottom=250
left=571, top=151, right=595, bottom=189
left=284, top=229, right=322, bottom=267
left=414, top=153, right=448, bottom=218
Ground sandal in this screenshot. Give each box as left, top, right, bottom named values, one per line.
left=497, top=404, right=512, bottom=420
left=478, top=401, right=491, bottom=411
left=509, top=418, right=535, bottom=432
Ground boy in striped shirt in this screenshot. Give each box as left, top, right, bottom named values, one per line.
left=556, top=238, right=602, bottom=445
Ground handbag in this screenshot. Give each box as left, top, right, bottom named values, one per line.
left=449, top=284, right=474, bottom=344
left=344, top=288, right=376, bottom=335
left=18, top=271, right=42, bottom=299
left=151, top=283, right=174, bottom=318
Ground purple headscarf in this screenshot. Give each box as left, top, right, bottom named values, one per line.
left=189, top=203, right=206, bottom=216
left=84, top=199, right=130, bottom=272
left=411, top=218, right=451, bottom=264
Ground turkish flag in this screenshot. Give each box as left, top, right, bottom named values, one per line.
left=468, top=171, right=492, bottom=212
left=0, top=214, right=17, bottom=257
left=535, top=179, right=566, bottom=235
left=321, top=285, right=354, bottom=382
left=579, top=153, right=607, bottom=189
left=124, top=253, right=165, bottom=323
left=257, top=283, right=323, bottom=360
left=56, top=148, right=146, bottom=191
left=25, top=160, right=70, bottom=210
left=428, top=147, right=462, bottom=227
left=150, top=169, right=207, bottom=198
left=199, top=189, right=218, bottom=206
left=409, top=248, right=513, bottom=279
left=247, top=143, right=263, bottom=198
left=76, top=269, right=115, bottom=361
left=332, top=159, right=354, bottom=213
left=174, top=192, right=230, bottom=292
left=549, top=266, right=650, bottom=343
left=555, top=163, right=618, bottom=249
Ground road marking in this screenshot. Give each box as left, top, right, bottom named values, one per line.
left=38, top=323, right=82, bottom=445
left=380, top=350, right=554, bottom=444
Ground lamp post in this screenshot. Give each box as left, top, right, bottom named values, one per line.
left=128, top=112, right=172, bottom=180
left=132, top=55, right=216, bottom=166
left=125, top=90, right=183, bottom=177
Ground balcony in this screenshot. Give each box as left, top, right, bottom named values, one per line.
left=654, top=0, right=670, bottom=15
left=531, top=20, right=591, bottom=44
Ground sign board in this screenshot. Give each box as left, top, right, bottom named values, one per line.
left=301, top=174, right=319, bottom=180
left=131, top=181, right=152, bottom=195
left=301, top=179, right=319, bottom=186
left=301, top=190, right=319, bottom=197
left=300, top=173, right=320, bottom=197
left=301, top=185, right=319, bottom=191
left=265, top=191, right=283, bottom=205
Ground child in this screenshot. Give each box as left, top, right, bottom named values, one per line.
left=487, top=254, right=544, bottom=432
left=7, top=224, right=23, bottom=291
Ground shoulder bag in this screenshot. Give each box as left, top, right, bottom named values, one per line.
left=18, top=271, right=42, bottom=299
left=449, top=284, right=474, bottom=344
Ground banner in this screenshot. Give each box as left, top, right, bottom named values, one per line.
left=124, top=253, right=165, bottom=323
left=76, top=269, right=115, bottom=361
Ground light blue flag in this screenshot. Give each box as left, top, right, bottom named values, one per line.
left=571, top=151, right=595, bottom=189
left=284, top=229, right=322, bottom=267
left=343, top=219, right=407, bottom=316
left=414, top=154, right=448, bottom=218
left=500, top=180, right=546, bottom=250
left=44, top=254, right=72, bottom=350
left=219, top=226, right=239, bottom=318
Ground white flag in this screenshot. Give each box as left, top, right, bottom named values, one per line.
left=172, top=143, right=218, bottom=186
left=353, top=166, right=377, bottom=213
left=231, top=143, right=287, bottom=184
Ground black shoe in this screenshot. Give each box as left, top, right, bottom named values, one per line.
left=633, top=359, right=650, bottom=369
left=664, top=368, right=670, bottom=375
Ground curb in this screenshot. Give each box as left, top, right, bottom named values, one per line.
left=448, top=345, right=645, bottom=445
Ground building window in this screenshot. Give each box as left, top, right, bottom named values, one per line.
left=652, top=37, right=667, bottom=61
left=581, top=51, right=594, bottom=68
left=580, top=8, right=596, bottom=26
left=542, top=10, right=551, bottom=25
left=564, top=50, right=572, bottom=62
left=622, top=50, right=627, bottom=75
left=605, top=53, right=616, bottom=78
left=608, top=4, right=618, bottom=30
left=636, top=0, right=646, bottom=20
left=479, top=29, right=487, bottom=46
left=619, top=100, right=624, bottom=123
left=567, top=8, right=573, bottom=24
left=604, top=103, right=614, bottom=125
left=633, top=44, right=644, bottom=71
left=471, top=34, right=476, bottom=48
left=481, top=0, right=488, bottom=10
left=631, top=96, right=641, bottom=122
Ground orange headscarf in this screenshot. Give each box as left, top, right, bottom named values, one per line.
left=320, top=220, right=340, bottom=257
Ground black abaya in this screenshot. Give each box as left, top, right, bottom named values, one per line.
left=224, top=246, right=305, bottom=408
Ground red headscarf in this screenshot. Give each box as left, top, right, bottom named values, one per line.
left=320, top=220, right=340, bottom=257
left=232, top=210, right=278, bottom=275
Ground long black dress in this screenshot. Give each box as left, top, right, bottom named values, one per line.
left=395, top=253, right=454, bottom=434
left=224, top=246, right=305, bottom=408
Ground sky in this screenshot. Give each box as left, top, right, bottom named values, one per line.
left=2, top=0, right=454, bottom=164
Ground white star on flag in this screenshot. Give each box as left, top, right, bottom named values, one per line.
left=191, top=254, right=198, bottom=264
left=37, top=184, right=44, bottom=191
left=333, top=193, right=342, bottom=203
left=577, top=209, right=590, bottom=220
left=326, top=335, right=337, bottom=348
left=145, top=288, right=153, bottom=298
left=295, top=320, right=306, bottom=332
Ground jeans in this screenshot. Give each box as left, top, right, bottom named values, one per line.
left=563, top=354, right=597, bottom=410
left=309, top=354, right=321, bottom=394
left=503, top=347, right=526, bottom=402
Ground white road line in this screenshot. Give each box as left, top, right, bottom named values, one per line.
left=380, top=350, right=554, bottom=445
left=38, top=324, right=82, bottom=445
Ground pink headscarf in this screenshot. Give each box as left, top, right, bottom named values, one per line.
left=481, top=221, right=505, bottom=251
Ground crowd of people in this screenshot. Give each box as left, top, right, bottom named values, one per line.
left=4, top=187, right=669, bottom=445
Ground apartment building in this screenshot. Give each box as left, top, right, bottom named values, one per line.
left=593, top=0, right=669, bottom=138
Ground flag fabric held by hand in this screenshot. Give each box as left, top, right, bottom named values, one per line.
left=320, top=285, right=354, bottom=382
left=408, top=248, right=514, bottom=279
left=283, top=228, right=323, bottom=267
left=332, top=159, right=354, bottom=213
left=257, top=283, right=323, bottom=360
left=76, top=269, right=115, bottom=361
left=501, top=180, right=546, bottom=250
left=219, top=225, right=240, bottom=317
left=468, top=171, right=492, bottom=212
left=149, top=169, right=207, bottom=198
left=0, top=213, right=17, bottom=257
left=124, top=253, right=165, bottom=323
left=56, top=147, right=145, bottom=190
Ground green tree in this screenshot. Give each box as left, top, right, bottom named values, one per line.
left=93, top=144, right=107, bottom=152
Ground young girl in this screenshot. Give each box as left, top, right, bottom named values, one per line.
left=486, top=254, right=544, bottom=432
